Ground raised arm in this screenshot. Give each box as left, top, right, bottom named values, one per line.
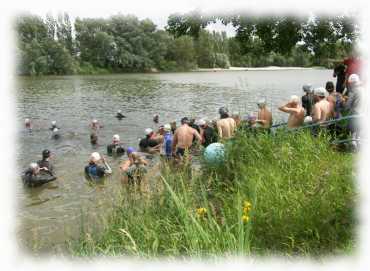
left=193, top=128, right=202, bottom=142
left=216, top=121, right=223, bottom=139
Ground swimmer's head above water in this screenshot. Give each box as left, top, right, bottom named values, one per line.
left=218, top=107, right=229, bottom=118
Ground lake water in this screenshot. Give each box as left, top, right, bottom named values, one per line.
left=16, top=69, right=332, bottom=254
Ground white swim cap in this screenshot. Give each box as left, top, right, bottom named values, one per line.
left=197, top=119, right=206, bottom=126
left=304, top=116, right=313, bottom=123
left=348, top=74, right=361, bottom=85
left=164, top=124, right=171, bottom=131
left=113, top=134, right=120, bottom=141
left=145, top=128, right=153, bottom=135
left=53, top=128, right=59, bottom=132
left=117, top=110, right=122, bottom=113
left=290, top=95, right=300, bottom=103
left=25, top=118, right=30, bottom=124
left=257, top=98, right=266, bottom=106
left=314, top=87, right=326, bottom=97
left=90, top=152, right=101, bottom=162
left=51, top=121, right=56, bottom=125
left=29, top=162, right=39, bottom=171
left=92, top=119, right=98, bottom=124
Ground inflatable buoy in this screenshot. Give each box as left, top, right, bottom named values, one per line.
left=204, top=143, right=225, bottom=165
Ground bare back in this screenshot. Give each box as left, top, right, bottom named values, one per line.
left=258, top=108, right=272, bottom=128
left=217, top=117, right=236, bottom=139
left=173, top=124, right=201, bottom=149
left=313, top=99, right=332, bottom=123
left=287, top=106, right=305, bottom=128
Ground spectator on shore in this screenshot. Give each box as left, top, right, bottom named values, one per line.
left=278, top=95, right=305, bottom=128
left=301, top=84, right=314, bottom=116
left=326, top=81, right=343, bottom=119
left=344, top=74, right=362, bottom=147
left=312, top=87, right=332, bottom=124
left=333, top=63, right=346, bottom=94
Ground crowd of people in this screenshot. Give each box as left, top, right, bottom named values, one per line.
left=21, top=66, right=363, bottom=188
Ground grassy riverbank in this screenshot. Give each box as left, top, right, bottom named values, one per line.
left=69, top=129, right=356, bottom=258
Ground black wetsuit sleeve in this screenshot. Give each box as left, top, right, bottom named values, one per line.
left=23, top=172, right=57, bottom=187
left=148, top=139, right=159, bottom=147
left=107, top=144, right=113, bottom=155
left=97, top=166, right=106, bottom=177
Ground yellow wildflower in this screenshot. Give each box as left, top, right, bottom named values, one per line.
left=196, top=207, right=207, bottom=217
left=243, top=201, right=252, bottom=213
left=242, top=215, right=250, bottom=223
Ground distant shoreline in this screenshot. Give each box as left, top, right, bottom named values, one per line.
left=17, top=66, right=328, bottom=77
left=193, top=66, right=325, bottom=72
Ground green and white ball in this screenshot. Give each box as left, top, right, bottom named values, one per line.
left=204, top=143, right=225, bottom=165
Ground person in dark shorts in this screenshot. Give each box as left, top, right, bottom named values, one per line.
left=22, top=162, right=57, bottom=187
left=107, top=134, right=125, bottom=156
left=198, top=119, right=218, bottom=148
left=37, top=149, right=54, bottom=174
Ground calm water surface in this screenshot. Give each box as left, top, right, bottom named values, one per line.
left=16, top=69, right=332, bottom=253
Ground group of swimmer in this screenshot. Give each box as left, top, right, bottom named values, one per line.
left=21, top=70, right=362, bottom=188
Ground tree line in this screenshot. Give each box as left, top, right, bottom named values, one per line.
left=15, top=11, right=359, bottom=75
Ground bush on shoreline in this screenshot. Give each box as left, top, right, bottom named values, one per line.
left=70, top=130, right=356, bottom=258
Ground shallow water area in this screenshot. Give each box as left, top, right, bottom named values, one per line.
left=16, top=69, right=332, bottom=253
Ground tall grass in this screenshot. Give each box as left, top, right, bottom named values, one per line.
left=69, top=129, right=356, bottom=258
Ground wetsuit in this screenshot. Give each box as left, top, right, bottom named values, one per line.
left=22, top=169, right=57, bottom=187
left=107, top=143, right=125, bottom=156
left=49, top=125, right=60, bottom=131
left=116, top=113, right=126, bottom=119
left=84, top=163, right=107, bottom=180
left=202, top=126, right=218, bottom=147
left=139, top=136, right=159, bottom=150
left=37, top=159, right=54, bottom=174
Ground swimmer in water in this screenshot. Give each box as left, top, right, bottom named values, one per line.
left=51, top=127, right=61, bottom=139
left=119, top=147, right=148, bottom=185
left=84, top=152, right=112, bottom=180
left=107, top=134, right=125, bottom=156
left=90, top=119, right=103, bottom=131
left=216, top=107, right=236, bottom=139
left=116, top=110, right=126, bottom=119
left=49, top=120, right=60, bottom=131
left=37, top=149, right=54, bottom=174
left=153, top=114, right=159, bottom=124
left=139, top=128, right=161, bottom=153
left=25, top=118, right=32, bottom=130
left=22, top=162, right=57, bottom=187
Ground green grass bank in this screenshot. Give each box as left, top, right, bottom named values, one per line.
left=69, top=129, right=356, bottom=258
